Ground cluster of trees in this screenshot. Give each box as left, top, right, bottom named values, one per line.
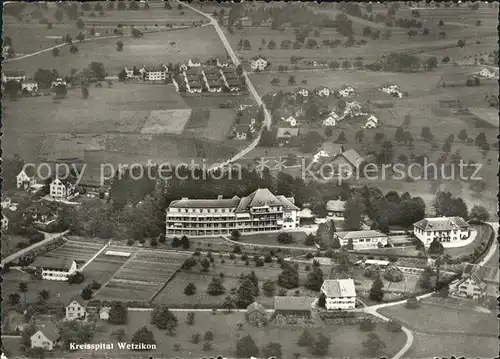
left=297, top=328, right=331, bottom=356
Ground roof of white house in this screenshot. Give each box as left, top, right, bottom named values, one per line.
left=321, top=279, right=356, bottom=298
left=326, top=199, right=346, bottom=212
left=335, top=230, right=388, bottom=239
left=246, top=301, right=267, bottom=315
left=170, top=196, right=241, bottom=209
left=33, top=322, right=59, bottom=342
left=236, top=188, right=298, bottom=212
left=276, top=127, right=299, bottom=138
left=32, top=257, right=75, bottom=270
left=67, top=296, right=86, bottom=308
left=413, top=217, right=469, bottom=231
left=336, top=149, right=364, bottom=168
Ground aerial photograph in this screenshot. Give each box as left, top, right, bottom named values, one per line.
left=1, top=1, right=498, bottom=359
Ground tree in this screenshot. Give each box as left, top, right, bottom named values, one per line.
left=325, top=127, right=333, bottom=138
left=288, top=75, right=296, bottom=85
left=207, top=277, right=225, bottom=295
left=236, top=277, right=257, bottom=308
left=428, top=238, right=444, bottom=255
left=235, top=334, right=259, bottom=358
left=231, top=229, right=241, bottom=241
left=469, top=205, right=490, bottom=223
left=116, top=40, right=124, bottom=51
left=8, top=292, right=21, bottom=305
left=184, top=282, right=196, bottom=295
left=129, top=1, right=140, bottom=10
left=386, top=319, right=402, bottom=332
left=222, top=296, right=236, bottom=313
left=406, top=295, right=419, bottom=309
left=90, top=61, right=106, bottom=80
left=261, top=342, right=282, bottom=358
left=81, top=87, right=89, bottom=99
left=318, top=292, right=326, bottom=308
left=475, top=132, right=487, bottom=148
left=278, top=263, right=299, bottom=289
left=81, top=285, right=93, bottom=300
left=277, top=232, right=294, bottom=244
left=69, top=44, right=79, bottom=53
left=369, top=274, right=384, bottom=302
left=267, top=40, right=276, bottom=49
left=336, top=131, right=346, bottom=143
left=131, top=27, right=143, bottom=38
left=52, top=47, right=60, bottom=56
left=362, top=333, right=386, bottom=356
left=111, top=328, right=127, bottom=341
left=384, top=264, right=404, bottom=282
left=310, top=333, right=330, bottom=356
left=457, top=129, right=468, bottom=142
left=263, top=279, right=276, bottom=297
left=204, top=330, right=214, bottom=341
left=76, top=18, right=85, bottom=29
left=457, top=39, right=466, bottom=48
left=426, top=56, right=438, bottom=70
left=108, top=302, right=128, bottom=324
left=201, top=258, right=211, bottom=272
left=418, top=266, right=434, bottom=290
left=186, top=311, right=195, bottom=325
left=55, top=8, right=64, bottom=22
left=476, top=20, right=482, bottom=26
left=131, top=326, right=156, bottom=349
left=438, top=19, right=444, bottom=26
left=297, top=328, right=314, bottom=347
left=344, top=198, right=362, bottom=231
left=151, top=305, right=178, bottom=333
left=305, top=267, right=323, bottom=291
left=38, top=289, right=50, bottom=300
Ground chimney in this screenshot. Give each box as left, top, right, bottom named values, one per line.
left=217, top=195, right=223, bottom=200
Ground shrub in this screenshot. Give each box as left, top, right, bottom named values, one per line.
left=383, top=264, right=404, bottom=282
left=359, top=317, right=375, bottom=331
left=385, top=319, right=402, bottom=332
left=406, top=295, right=419, bottom=309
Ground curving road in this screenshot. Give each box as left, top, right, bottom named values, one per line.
left=179, top=1, right=272, bottom=171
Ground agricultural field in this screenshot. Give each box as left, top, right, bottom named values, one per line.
left=72, top=311, right=407, bottom=359
left=95, top=250, right=191, bottom=303
left=4, top=26, right=227, bottom=77
left=183, top=108, right=237, bottom=142
left=238, top=231, right=309, bottom=247
left=42, top=239, right=105, bottom=267
left=154, top=255, right=321, bottom=308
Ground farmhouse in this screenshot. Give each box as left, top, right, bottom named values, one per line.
left=21, top=80, right=39, bottom=93
left=179, top=64, right=188, bottom=73
left=2, top=70, right=25, bottom=83
left=413, top=217, right=470, bottom=247
left=32, top=257, right=77, bottom=281
left=65, top=297, right=87, bottom=321
left=339, top=86, right=356, bottom=98
left=381, top=84, right=403, bottom=98
left=246, top=301, right=268, bottom=326
left=250, top=56, right=268, bottom=72
left=276, top=127, right=299, bottom=145
left=165, top=188, right=300, bottom=237
left=296, top=88, right=309, bottom=97
left=232, top=124, right=251, bottom=140
left=23, top=202, right=54, bottom=223
left=361, top=114, right=380, bottom=129
left=321, top=279, right=356, bottom=310
left=315, top=86, right=332, bottom=97
left=478, top=68, right=496, bottom=78
left=323, top=111, right=342, bottom=126
left=2, top=45, right=11, bottom=58
left=1, top=213, right=8, bottom=230
left=51, top=78, right=67, bottom=88
left=452, top=264, right=497, bottom=300
left=312, top=142, right=344, bottom=163
left=334, top=230, right=389, bottom=250
left=274, top=296, right=312, bottom=318
left=16, top=167, right=41, bottom=191
left=49, top=177, right=76, bottom=200
left=1, top=197, right=12, bottom=209
left=282, top=115, right=298, bottom=127
left=31, top=322, right=59, bottom=351
left=326, top=199, right=346, bottom=217
left=329, top=149, right=364, bottom=176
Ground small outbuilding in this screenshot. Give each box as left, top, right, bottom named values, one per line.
left=246, top=301, right=268, bottom=326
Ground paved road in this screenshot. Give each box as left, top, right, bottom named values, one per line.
left=179, top=1, right=272, bottom=170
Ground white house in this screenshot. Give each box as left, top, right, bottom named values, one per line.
left=21, top=80, right=39, bottom=93
left=2, top=70, right=25, bottom=83
left=381, top=84, right=403, bottom=98
left=276, top=127, right=299, bottom=145
left=51, top=78, right=67, bottom=88
left=315, top=87, right=331, bottom=97
left=1, top=213, right=8, bottom=231
left=32, top=257, right=77, bottom=281
left=188, top=58, right=201, bottom=68
left=31, top=323, right=59, bottom=351
left=282, top=116, right=298, bottom=127
left=250, top=56, right=268, bottom=72
left=49, top=178, right=76, bottom=199
left=320, top=279, right=356, bottom=310
left=142, top=65, right=168, bottom=81
left=361, top=115, right=379, bottom=129
left=16, top=167, right=39, bottom=190
left=232, top=124, right=250, bottom=140
left=334, top=230, right=388, bottom=250
left=179, top=64, right=188, bottom=73
left=413, top=217, right=471, bottom=247
left=99, top=307, right=111, bottom=320
left=1, top=197, right=12, bottom=209
left=339, top=86, right=356, bottom=98
left=326, top=199, right=346, bottom=217
left=65, top=298, right=87, bottom=321
left=216, top=58, right=232, bottom=68
left=296, top=88, right=309, bottom=97
left=226, top=78, right=241, bottom=92
left=478, top=68, right=496, bottom=78
left=187, top=81, right=203, bottom=93
left=344, top=101, right=365, bottom=116
left=323, top=111, right=342, bottom=126
left=2, top=45, right=12, bottom=58
left=312, top=143, right=344, bottom=163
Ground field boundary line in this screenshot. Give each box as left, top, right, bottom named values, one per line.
left=79, top=239, right=112, bottom=271
left=148, top=261, right=186, bottom=304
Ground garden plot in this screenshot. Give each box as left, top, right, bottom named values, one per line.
left=42, top=240, right=104, bottom=265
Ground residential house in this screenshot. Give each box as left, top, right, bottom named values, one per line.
left=344, top=101, right=366, bottom=117
left=320, top=279, right=356, bottom=310
left=312, top=143, right=344, bottom=163
left=315, top=86, right=332, bottom=97
left=452, top=264, right=496, bottom=300
left=65, top=297, right=87, bottom=321
left=296, top=88, right=309, bottom=97
left=99, top=307, right=111, bottom=320
left=274, top=296, right=312, bottom=318
left=282, top=116, right=298, bottom=127
left=51, top=78, right=67, bottom=88
left=187, top=80, right=203, bottom=93
left=216, top=58, right=232, bottom=68
left=232, top=124, right=251, bottom=140
left=326, top=199, right=346, bottom=217
left=124, top=67, right=141, bottom=79
left=1, top=197, right=12, bottom=209
left=323, top=111, right=342, bottom=127
left=413, top=217, right=470, bottom=247
left=23, top=202, right=54, bottom=223
left=246, top=301, right=268, bottom=326
left=21, top=80, right=39, bottom=93
left=32, top=257, right=78, bottom=281
left=250, top=56, right=268, bottom=72
left=188, top=58, right=202, bottom=68
left=276, top=127, right=299, bottom=146
left=381, top=84, right=403, bottom=98
left=226, top=78, right=241, bottom=92
left=165, top=188, right=300, bottom=236
left=2, top=45, right=12, bottom=58
left=1, top=213, right=8, bottom=230
left=49, top=178, right=76, bottom=200
left=2, top=70, right=25, bottom=84
left=330, top=149, right=364, bottom=176
left=334, top=230, right=389, bottom=250
left=478, top=68, right=496, bottom=78
left=179, top=64, right=188, bottom=73
left=30, top=322, right=60, bottom=351
left=16, top=167, right=39, bottom=191
left=143, top=65, right=168, bottom=81
left=339, top=86, right=356, bottom=98
left=361, top=114, right=380, bottom=129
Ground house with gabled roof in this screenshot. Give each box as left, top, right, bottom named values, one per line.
left=49, top=177, right=77, bottom=200
left=478, top=68, right=496, bottom=79
left=326, top=199, right=346, bottom=217
left=188, top=58, right=202, bottom=68
left=282, top=115, right=298, bottom=127
left=323, top=111, right=343, bottom=127
left=296, top=88, right=309, bottom=97
left=329, top=149, right=364, bottom=176
left=274, top=296, right=312, bottom=318
left=315, top=86, right=332, bottom=97
left=31, top=257, right=77, bottom=281
left=334, top=230, right=388, bottom=250
left=321, top=279, right=356, bottom=310
left=1, top=213, right=9, bottom=230
left=250, top=55, right=268, bottom=72
left=339, top=86, right=356, bottom=98
left=31, top=322, right=60, bottom=351
left=2, top=70, right=25, bottom=83
left=413, top=217, right=470, bottom=247
left=65, top=297, right=87, bottom=321
left=16, top=167, right=40, bottom=191
left=452, top=263, right=496, bottom=300
left=361, top=114, right=380, bottom=129
left=276, top=127, right=299, bottom=145
left=246, top=301, right=268, bottom=326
